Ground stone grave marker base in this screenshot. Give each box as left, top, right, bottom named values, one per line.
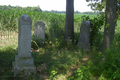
left=77, top=42, right=90, bottom=50
left=12, top=55, right=36, bottom=77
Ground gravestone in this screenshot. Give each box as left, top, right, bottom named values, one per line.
left=34, top=21, right=45, bottom=40
left=77, top=21, right=91, bottom=50
left=12, top=14, right=36, bottom=76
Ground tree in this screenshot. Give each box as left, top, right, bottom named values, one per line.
left=64, top=0, right=74, bottom=40
left=86, top=0, right=106, bottom=11
left=86, top=0, right=118, bottom=52
left=103, top=0, right=117, bottom=51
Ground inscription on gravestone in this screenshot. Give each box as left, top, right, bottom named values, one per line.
left=12, top=14, right=36, bottom=76
left=77, top=21, right=91, bottom=50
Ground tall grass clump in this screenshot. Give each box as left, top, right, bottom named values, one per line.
left=99, top=34, right=120, bottom=80
left=69, top=33, right=120, bottom=80
left=48, top=14, right=65, bottom=41
left=31, top=35, right=45, bottom=50
left=45, top=13, right=67, bottom=49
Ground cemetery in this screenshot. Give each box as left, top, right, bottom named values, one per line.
left=0, top=2, right=120, bottom=80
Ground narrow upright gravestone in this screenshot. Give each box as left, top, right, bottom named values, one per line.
left=34, top=21, right=45, bottom=40
left=12, top=14, right=36, bottom=76
left=77, top=21, right=91, bottom=50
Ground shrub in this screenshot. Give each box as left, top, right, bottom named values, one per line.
left=81, top=14, right=105, bottom=48
left=31, top=34, right=45, bottom=49
left=100, top=35, right=120, bottom=80
left=48, top=14, right=65, bottom=42
left=68, top=63, right=93, bottom=80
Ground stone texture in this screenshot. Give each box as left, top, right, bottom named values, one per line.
left=18, top=14, right=32, bottom=58
left=34, top=21, right=45, bottom=40
left=12, top=14, right=36, bottom=76
left=77, top=21, right=91, bottom=50
left=14, top=55, right=34, bottom=67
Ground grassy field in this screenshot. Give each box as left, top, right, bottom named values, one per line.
left=0, top=11, right=120, bottom=80
left=60, top=13, right=98, bottom=19
left=74, top=14, right=97, bottom=18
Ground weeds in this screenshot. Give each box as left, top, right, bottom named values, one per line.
left=0, top=9, right=120, bottom=80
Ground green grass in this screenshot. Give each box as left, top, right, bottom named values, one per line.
left=60, top=13, right=98, bottom=19
left=0, top=40, right=83, bottom=80
left=74, top=14, right=97, bottom=18
left=0, top=11, right=120, bottom=80
left=0, top=30, right=120, bottom=80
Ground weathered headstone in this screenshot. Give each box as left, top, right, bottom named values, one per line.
left=77, top=21, right=91, bottom=50
left=12, top=14, right=36, bottom=76
left=34, top=21, right=45, bottom=40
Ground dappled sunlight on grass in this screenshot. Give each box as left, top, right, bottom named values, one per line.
left=0, top=11, right=120, bottom=79
left=30, top=45, right=84, bottom=80
left=0, top=31, right=120, bottom=80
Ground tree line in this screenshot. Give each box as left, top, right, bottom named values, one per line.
left=0, top=5, right=99, bottom=15
left=0, top=5, right=42, bottom=12
left=44, top=10, right=99, bottom=15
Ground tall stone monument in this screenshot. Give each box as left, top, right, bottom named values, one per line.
left=77, top=21, right=91, bottom=50
left=34, top=21, right=45, bottom=41
left=12, top=14, right=36, bottom=76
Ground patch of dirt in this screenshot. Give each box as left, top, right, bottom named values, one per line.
left=36, top=63, right=49, bottom=80
left=38, top=73, right=49, bottom=80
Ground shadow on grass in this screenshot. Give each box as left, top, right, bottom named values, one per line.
left=0, top=39, right=82, bottom=80
left=68, top=32, right=120, bottom=80
left=32, top=46, right=81, bottom=80
left=0, top=45, right=17, bottom=80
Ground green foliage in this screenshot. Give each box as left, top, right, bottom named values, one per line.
left=31, top=35, right=45, bottom=49
left=106, top=23, right=110, bottom=28
left=81, top=14, right=105, bottom=48
left=0, top=10, right=18, bottom=31
left=54, top=37, right=67, bottom=49
left=46, top=13, right=66, bottom=49
left=100, top=35, right=120, bottom=80
left=0, top=10, right=66, bottom=50
left=0, top=45, right=16, bottom=79
left=86, top=0, right=106, bottom=11
left=69, top=34, right=120, bottom=80
left=48, top=14, right=65, bottom=42
left=0, top=5, right=42, bottom=12
left=69, top=63, right=93, bottom=80
left=86, top=0, right=120, bottom=22
left=49, top=70, right=58, bottom=80
left=0, top=10, right=65, bottom=31
left=1, top=6, right=120, bottom=80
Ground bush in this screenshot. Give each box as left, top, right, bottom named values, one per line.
left=81, top=14, right=105, bottom=47
left=31, top=34, right=45, bottom=49
left=68, top=63, right=93, bottom=80
left=69, top=36, right=120, bottom=80
left=100, top=35, right=120, bottom=80
left=48, top=14, right=65, bottom=42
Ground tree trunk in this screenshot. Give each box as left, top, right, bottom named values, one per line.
left=64, top=0, right=74, bottom=40
left=103, top=0, right=117, bottom=52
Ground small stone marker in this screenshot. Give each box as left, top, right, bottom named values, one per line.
left=34, top=21, right=45, bottom=40
left=12, top=14, right=36, bottom=76
left=65, top=36, right=72, bottom=44
left=77, top=21, right=91, bottom=50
